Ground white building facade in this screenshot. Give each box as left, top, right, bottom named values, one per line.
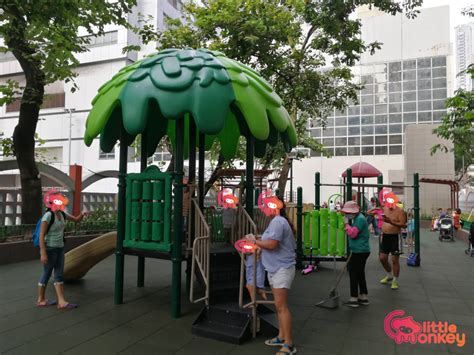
left=293, top=5, right=455, bottom=212
left=0, top=0, right=183, bottom=193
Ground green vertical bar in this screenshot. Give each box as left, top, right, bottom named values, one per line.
left=172, top=118, right=184, bottom=319
left=296, top=187, right=303, bottom=269
left=254, top=188, right=260, bottom=206
left=311, top=210, right=320, bottom=255
left=377, top=175, right=383, bottom=204
left=140, top=181, right=152, bottom=241
left=320, top=208, right=329, bottom=256
left=413, top=173, right=421, bottom=266
left=137, top=133, right=148, bottom=287
left=130, top=181, right=142, bottom=240
left=152, top=181, right=164, bottom=242
left=114, top=125, right=128, bottom=305
left=198, top=133, right=205, bottom=210
left=314, top=172, right=320, bottom=210
left=346, top=169, right=352, bottom=203
left=187, top=117, right=196, bottom=297
left=337, top=213, right=345, bottom=256
left=303, top=212, right=310, bottom=255
left=329, top=210, right=337, bottom=256
left=246, top=136, right=254, bottom=218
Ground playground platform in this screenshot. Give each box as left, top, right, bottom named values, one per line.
left=0, top=228, right=472, bottom=355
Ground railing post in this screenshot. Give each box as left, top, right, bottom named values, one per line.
left=314, top=172, right=320, bottom=210
left=172, top=118, right=184, bottom=318
left=377, top=175, right=383, bottom=203
left=413, top=173, right=421, bottom=266
left=296, top=187, right=304, bottom=269
left=114, top=124, right=128, bottom=305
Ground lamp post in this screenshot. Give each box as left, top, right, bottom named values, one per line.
left=65, top=108, right=76, bottom=168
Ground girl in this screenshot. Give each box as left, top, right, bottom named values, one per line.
left=247, top=200, right=297, bottom=355
left=37, top=191, right=83, bottom=309
left=341, top=201, right=370, bottom=308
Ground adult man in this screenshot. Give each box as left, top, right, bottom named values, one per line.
left=379, top=193, right=406, bottom=290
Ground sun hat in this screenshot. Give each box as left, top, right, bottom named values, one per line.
left=341, top=201, right=360, bottom=214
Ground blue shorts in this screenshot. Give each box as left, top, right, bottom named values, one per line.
left=245, top=256, right=265, bottom=289
left=38, top=247, right=65, bottom=286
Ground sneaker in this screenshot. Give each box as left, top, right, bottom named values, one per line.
left=358, top=298, right=370, bottom=306
left=343, top=300, right=359, bottom=308
left=380, top=276, right=393, bottom=284
left=391, top=279, right=399, bottom=290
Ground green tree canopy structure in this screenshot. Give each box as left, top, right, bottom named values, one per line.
left=84, top=48, right=297, bottom=158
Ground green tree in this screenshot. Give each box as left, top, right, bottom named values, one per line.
left=0, top=0, right=137, bottom=223
left=432, top=65, right=474, bottom=182
left=146, top=0, right=422, bottom=194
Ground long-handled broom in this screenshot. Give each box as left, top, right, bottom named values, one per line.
left=315, top=252, right=352, bottom=309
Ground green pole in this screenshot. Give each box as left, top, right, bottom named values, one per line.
left=345, top=168, right=352, bottom=203
left=296, top=187, right=304, bottom=269
left=172, top=118, right=184, bottom=318
left=137, top=133, right=147, bottom=288
left=186, top=118, right=196, bottom=297
left=314, top=172, right=320, bottom=210
left=198, top=132, right=205, bottom=210
left=114, top=125, right=128, bottom=305
left=377, top=175, right=383, bottom=204
left=254, top=188, right=260, bottom=206
left=245, top=136, right=254, bottom=219
left=275, top=188, right=280, bottom=200
left=413, top=173, right=421, bottom=266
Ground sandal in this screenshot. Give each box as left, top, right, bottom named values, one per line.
left=57, top=303, right=78, bottom=310
left=36, top=300, right=57, bottom=307
left=265, top=336, right=285, bottom=346
left=276, top=344, right=297, bottom=354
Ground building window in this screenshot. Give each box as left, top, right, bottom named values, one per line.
left=83, top=30, right=118, bottom=48
left=6, top=92, right=65, bottom=113
left=167, top=0, right=182, bottom=9
left=99, top=148, right=115, bottom=160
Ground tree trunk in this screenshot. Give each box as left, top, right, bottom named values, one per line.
left=204, top=154, right=225, bottom=194
left=277, top=154, right=291, bottom=199
left=12, top=76, right=44, bottom=224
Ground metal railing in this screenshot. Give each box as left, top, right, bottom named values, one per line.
left=232, top=206, right=257, bottom=244
left=189, top=198, right=211, bottom=305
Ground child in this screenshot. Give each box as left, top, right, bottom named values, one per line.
left=246, top=249, right=267, bottom=302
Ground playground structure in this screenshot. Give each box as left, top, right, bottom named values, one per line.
left=82, top=48, right=297, bottom=328
left=295, top=169, right=422, bottom=268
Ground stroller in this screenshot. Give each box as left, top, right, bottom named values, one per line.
left=438, top=217, right=454, bottom=242
left=465, top=223, right=474, bottom=257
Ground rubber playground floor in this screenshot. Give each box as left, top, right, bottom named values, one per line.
left=0, top=228, right=472, bottom=355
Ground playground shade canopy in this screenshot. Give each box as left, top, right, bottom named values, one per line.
left=83, top=48, right=297, bottom=159
left=341, top=162, right=382, bottom=178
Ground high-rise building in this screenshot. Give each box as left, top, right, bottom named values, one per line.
left=0, top=0, right=183, bottom=193
left=294, top=5, right=455, bottom=214
left=455, top=23, right=474, bottom=90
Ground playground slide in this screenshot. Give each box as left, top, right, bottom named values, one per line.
left=63, top=232, right=116, bottom=282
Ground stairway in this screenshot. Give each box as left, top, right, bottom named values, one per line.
left=191, top=243, right=278, bottom=344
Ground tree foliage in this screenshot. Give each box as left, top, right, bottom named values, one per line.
left=0, top=0, right=137, bottom=223
left=145, top=0, right=422, bottom=192
left=432, top=66, right=474, bottom=181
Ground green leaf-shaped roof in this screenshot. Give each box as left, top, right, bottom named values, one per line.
left=84, top=48, right=297, bottom=159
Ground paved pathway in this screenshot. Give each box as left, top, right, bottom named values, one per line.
left=0, top=229, right=472, bottom=354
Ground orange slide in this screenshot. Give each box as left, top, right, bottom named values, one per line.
left=63, top=232, right=116, bottom=282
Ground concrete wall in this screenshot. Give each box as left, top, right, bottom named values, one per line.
left=404, top=124, right=455, bottom=215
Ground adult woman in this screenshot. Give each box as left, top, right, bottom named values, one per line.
left=247, top=201, right=297, bottom=355
left=341, top=201, right=370, bottom=308
left=37, top=191, right=83, bottom=309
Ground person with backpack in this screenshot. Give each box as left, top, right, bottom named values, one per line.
left=36, top=190, right=83, bottom=309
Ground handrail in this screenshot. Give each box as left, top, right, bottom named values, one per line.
left=189, top=198, right=210, bottom=305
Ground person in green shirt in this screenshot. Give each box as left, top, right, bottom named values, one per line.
left=341, top=201, right=370, bottom=308
left=37, top=192, right=83, bottom=309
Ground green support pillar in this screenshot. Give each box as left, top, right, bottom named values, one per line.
left=137, top=133, right=147, bottom=288
left=413, top=173, right=421, bottom=266
left=314, top=172, right=320, bottom=210
left=345, top=168, right=352, bottom=203
left=172, top=118, right=184, bottom=318
left=377, top=175, right=383, bottom=204
left=245, top=136, right=254, bottom=218
left=296, top=187, right=304, bottom=269
left=198, top=132, right=205, bottom=210
left=254, top=188, right=260, bottom=206
left=275, top=188, right=280, bottom=200
left=186, top=118, right=196, bottom=297
left=114, top=125, right=128, bottom=305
